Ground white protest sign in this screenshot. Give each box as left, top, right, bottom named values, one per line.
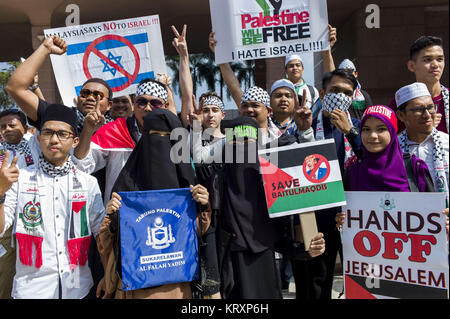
left=209, top=0, right=329, bottom=64
left=343, top=192, right=449, bottom=299
left=44, top=15, right=166, bottom=106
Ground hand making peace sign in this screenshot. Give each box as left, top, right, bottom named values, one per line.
left=171, top=24, right=188, bottom=57
left=293, top=89, right=313, bottom=131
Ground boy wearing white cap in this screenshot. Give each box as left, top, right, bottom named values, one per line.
left=396, top=82, right=449, bottom=206
left=337, top=59, right=373, bottom=120
left=284, top=54, right=320, bottom=114
left=269, top=79, right=315, bottom=142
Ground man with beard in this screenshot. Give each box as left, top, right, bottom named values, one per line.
left=96, top=109, right=210, bottom=299
left=207, top=116, right=325, bottom=299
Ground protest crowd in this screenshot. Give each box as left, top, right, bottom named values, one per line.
left=0, top=3, right=448, bottom=301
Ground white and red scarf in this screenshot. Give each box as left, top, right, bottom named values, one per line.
left=15, top=157, right=92, bottom=270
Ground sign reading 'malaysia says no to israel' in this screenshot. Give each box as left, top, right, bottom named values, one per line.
left=44, top=15, right=166, bottom=107
left=258, top=139, right=346, bottom=218
left=343, top=192, right=449, bottom=299
left=118, top=188, right=198, bottom=291
left=209, top=0, right=330, bottom=64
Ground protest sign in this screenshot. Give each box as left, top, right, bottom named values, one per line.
left=44, top=15, right=166, bottom=106
left=209, top=0, right=329, bottom=64
left=258, top=139, right=346, bottom=218
left=118, top=188, right=198, bottom=291
left=343, top=191, right=448, bottom=299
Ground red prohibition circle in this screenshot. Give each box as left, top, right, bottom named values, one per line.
left=82, top=34, right=140, bottom=92
left=302, top=154, right=331, bottom=184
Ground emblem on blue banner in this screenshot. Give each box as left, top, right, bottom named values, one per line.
left=118, top=188, right=199, bottom=291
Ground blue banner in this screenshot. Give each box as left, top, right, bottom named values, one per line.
left=118, top=188, right=199, bottom=291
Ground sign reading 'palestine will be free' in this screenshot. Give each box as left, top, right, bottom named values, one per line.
left=209, top=0, right=330, bottom=64
left=259, top=139, right=346, bottom=218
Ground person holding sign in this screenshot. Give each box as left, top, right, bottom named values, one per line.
left=0, top=104, right=106, bottom=299
left=97, top=109, right=211, bottom=299
left=337, top=104, right=438, bottom=229
left=5, top=36, right=113, bottom=137
left=291, top=69, right=362, bottom=300
left=208, top=32, right=315, bottom=145
left=74, top=78, right=173, bottom=206
left=344, top=105, right=435, bottom=193
left=207, top=116, right=325, bottom=299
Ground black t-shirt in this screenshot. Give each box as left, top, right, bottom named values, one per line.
left=28, top=99, right=83, bottom=135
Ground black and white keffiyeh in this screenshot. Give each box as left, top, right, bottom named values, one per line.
left=39, top=155, right=75, bottom=177
left=398, top=128, right=449, bottom=200
left=73, top=107, right=114, bottom=135
left=241, top=86, right=270, bottom=108
left=322, top=92, right=353, bottom=113
left=203, top=96, right=224, bottom=111
left=136, top=81, right=168, bottom=102
left=3, top=139, right=34, bottom=166
left=317, top=93, right=355, bottom=168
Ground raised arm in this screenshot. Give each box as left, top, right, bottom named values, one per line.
left=156, top=73, right=177, bottom=116
left=74, top=96, right=105, bottom=160
left=172, top=24, right=194, bottom=128
left=321, top=24, right=337, bottom=74
left=209, top=31, right=243, bottom=109
left=5, top=36, right=67, bottom=122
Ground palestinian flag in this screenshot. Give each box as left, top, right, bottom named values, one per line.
left=345, top=274, right=448, bottom=299
left=258, top=139, right=346, bottom=218
left=91, top=117, right=135, bottom=152
left=67, top=200, right=91, bottom=270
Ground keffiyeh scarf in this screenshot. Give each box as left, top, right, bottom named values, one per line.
left=398, top=128, right=449, bottom=204
left=317, top=93, right=356, bottom=168
left=2, top=139, right=34, bottom=166
left=16, top=156, right=92, bottom=269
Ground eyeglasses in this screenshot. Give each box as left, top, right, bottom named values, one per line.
left=79, top=89, right=107, bottom=100
left=404, top=104, right=436, bottom=116
left=40, top=129, right=75, bottom=141
left=135, top=98, right=163, bottom=109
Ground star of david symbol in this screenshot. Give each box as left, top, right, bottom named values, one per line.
left=100, top=52, right=124, bottom=77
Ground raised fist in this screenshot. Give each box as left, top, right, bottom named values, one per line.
left=43, top=35, right=68, bottom=55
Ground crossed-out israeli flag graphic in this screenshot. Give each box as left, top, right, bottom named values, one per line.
left=44, top=16, right=166, bottom=105
left=66, top=32, right=155, bottom=97
left=118, top=188, right=199, bottom=291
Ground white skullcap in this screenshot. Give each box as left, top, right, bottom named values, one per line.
left=338, top=59, right=356, bottom=71
left=285, top=55, right=303, bottom=67
left=395, top=82, right=431, bottom=107
left=270, top=79, right=296, bottom=95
